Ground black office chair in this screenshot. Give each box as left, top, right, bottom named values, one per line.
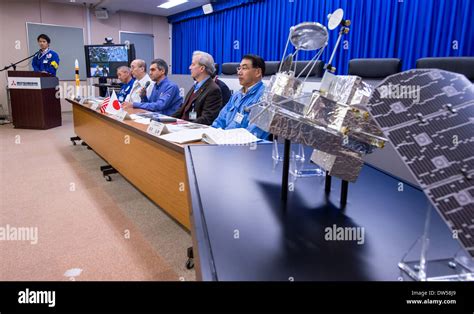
left=348, top=58, right=402, bottom=79
left=215, top=78, right=231, bottom=106
left=416, top=57, right=474, bottom=82
left=272, top=60, right=324, bottom=77
left=264, top=61, right=280, bottom=76
left=293, top=60, right=325, bottom=78
left=221, top=62, right=239, bottom=75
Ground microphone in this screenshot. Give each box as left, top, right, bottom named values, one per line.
left=140, top=81, right=151, bottom=98
left=143, top=81, right=151, bottom=92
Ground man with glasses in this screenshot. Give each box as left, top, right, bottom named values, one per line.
left=171, top=51, right=222, bottom=125
left=211, top=54, right=268, bottom=139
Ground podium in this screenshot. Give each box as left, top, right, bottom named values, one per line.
left=7, top=71, right=62, bottom=129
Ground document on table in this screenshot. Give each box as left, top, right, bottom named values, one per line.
left=129, top=114, right=151, bottom=125
left=159, top=127, right=260, bottom=145
left=201, top=128, right=259, bottom=145
left=159, top=128, right=207, bottom=144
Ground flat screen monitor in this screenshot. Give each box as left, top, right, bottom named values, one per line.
left=84, top=44, right=134, bottom=78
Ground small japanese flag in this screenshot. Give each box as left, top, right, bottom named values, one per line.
left=104, top=90, right=123, bottom=115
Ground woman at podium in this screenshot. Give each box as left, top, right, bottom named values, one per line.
left=32, top=34, right=60, bottom=77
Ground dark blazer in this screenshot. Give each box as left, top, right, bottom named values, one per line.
left=172, top=78, right=223, bottom=125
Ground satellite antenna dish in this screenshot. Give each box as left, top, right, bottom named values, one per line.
left=327, top=8, right=344, bottom=30
left=290, top=22, right=328, bottom=51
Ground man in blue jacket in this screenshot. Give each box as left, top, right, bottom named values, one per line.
left=123, top=59, right=182, bottom=115
left=116, top=66, right=135, bottom=102
left=211, top=54, right=268, bottom=139
left=32, top=34, right=60, bottom=76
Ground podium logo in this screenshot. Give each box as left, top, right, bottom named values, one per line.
left=9, top=80, right=38, bottom=87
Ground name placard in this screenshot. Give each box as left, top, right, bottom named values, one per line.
left=147, top=120, right=166, bottom=137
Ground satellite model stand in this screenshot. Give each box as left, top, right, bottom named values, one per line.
left=248, top=9, right=387, bottom=206
left=367, top=69, right=474, bottom=280
left=399, top=203, right=474, bottom=281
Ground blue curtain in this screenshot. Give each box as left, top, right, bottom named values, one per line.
left=168, top=0, right=261, bottom=23
left=171, top=0, right=474, bottom=74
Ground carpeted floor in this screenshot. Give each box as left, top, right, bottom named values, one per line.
left=0, top=112, right=195, bottom=281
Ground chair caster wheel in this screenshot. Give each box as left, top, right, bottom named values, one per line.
left=104, top=175, right=112, bottom=181
left=185, top=258, right=194, bottom=270
left=72, top=141, right=77, bottom=145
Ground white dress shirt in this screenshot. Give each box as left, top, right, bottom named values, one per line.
left=125, top=74, right=154, bottom=102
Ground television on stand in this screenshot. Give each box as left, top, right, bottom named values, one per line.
left=84, top=43, right=136, bottom=96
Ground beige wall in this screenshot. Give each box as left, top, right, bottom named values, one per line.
left=0, top=0, right=170, bottom=115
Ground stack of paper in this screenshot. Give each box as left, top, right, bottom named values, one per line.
left=202, top=128, right=259, bottom=145
left=159, top=127, right=260, bottom=145
left=159, top=129, right=207, bottom=144
left=129, top=114, right=151, bottom=125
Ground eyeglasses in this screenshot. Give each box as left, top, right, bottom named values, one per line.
left=236, top=66, right=253, bottom=72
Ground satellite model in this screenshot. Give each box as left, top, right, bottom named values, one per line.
left=247, top=8, right=474, bottom=279
left=249, top=9, right=387, bottom=183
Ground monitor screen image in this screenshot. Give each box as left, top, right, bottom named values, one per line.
left=88, top=46, right=128, bottom=62
left=90, top=63, right=110, bottom=77
left=84, top=44, right=134, bottom=78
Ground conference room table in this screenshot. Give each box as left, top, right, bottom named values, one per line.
left=68, top=98, right=464, bottom=281
left=184, top=144, right=463, bottom=281
left=68, top=98, right=200, bottom=229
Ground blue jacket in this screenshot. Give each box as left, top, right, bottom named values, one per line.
left=133, top=77, right=182, bottom=115
left=32, top=49, right=60, bottom=76
left=117, top=78, right=135, bottom=103
left=211, top=81, right=268, bottom=139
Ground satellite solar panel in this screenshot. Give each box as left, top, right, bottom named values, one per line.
left=367, top=69, right=474, bottom=257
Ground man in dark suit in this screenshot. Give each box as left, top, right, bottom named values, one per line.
left=172, top=51, right=222, bottom=125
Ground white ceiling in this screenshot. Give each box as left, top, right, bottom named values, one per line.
left=47, top=0, right=210, bottom=17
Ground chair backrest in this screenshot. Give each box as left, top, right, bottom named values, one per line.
left=221, top=60, right=325, bottom=78
left=222, top=61, right=280, bottom=76
left=265, top=61, right=280, bottom=76
left=221, top=62, right=239, bottom=75
left=293, top=60, right=325, bottom=77
left=349, top=58, right=402, bottom=78
left=416, top=57, right=474, bottom=81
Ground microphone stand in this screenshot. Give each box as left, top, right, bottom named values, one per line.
left=0, top=51, right=40, bottom=124
left=0, top=51, right=40, bottom=72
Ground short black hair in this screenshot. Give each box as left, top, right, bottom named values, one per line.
left=37, top=34, right=51, bottom=44
left=242, top=54, right=265, bottom=76
left=151, top=58, right=168, bottom=76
